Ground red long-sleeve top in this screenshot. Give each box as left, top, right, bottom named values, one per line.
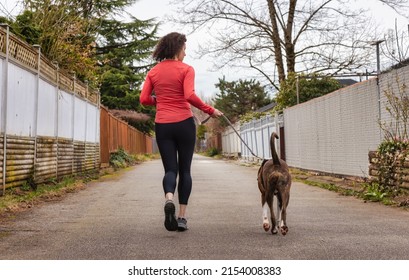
left=140, top=60, right=215, bottom=123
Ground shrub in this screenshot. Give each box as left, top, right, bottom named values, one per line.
left=377, top=139, right=408, bottom=194
left=109, top=148, right=134, bottom=169
left=206, top=147, right=220, bottom=157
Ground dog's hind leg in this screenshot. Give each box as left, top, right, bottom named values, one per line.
left=275, top=194, right=281, bottom=230
left=261, top=194, right=270, bottom=232
left=278, top=192, right=289, bottom=236
left=267, top=195, right=278, bottom=234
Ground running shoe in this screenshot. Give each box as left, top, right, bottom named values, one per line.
left=177, top=217, right=188, bottom=231
left=164, top=200, right=178, bottom=231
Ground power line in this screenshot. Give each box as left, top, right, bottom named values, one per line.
left=0, top=0, right=24, bottom=20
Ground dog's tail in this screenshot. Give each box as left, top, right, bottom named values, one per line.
left=271, top=132, right=280, bottom=166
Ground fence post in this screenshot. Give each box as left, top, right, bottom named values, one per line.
left=71, top=72, right=76, bottom=175
left=84, top=81, right=88, bottom=172
left=96, top=90, right=100, bottom=170
left=275, top=112, right=280, bottom=159
left=53, top=62, right=59, bottom=179
left=33, top=44, right=41, bottom=182
left=1, top=24, right=9, bottom=195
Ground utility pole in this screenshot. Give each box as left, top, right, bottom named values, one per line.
left=370, top=39, right=385, bottom=142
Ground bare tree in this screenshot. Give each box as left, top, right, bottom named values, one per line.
left=383, top=20, right=409, bottom=66
left=169, top=0, right=406, bottom=90
left=379, top=0, right=409, bottom=15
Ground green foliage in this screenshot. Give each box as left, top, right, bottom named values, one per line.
left=362, top=182, right=389, bottom=202
left=213, top=77, right=272, bottom=126
left=206, top=147, right=220, bottom=157
left=274, top=72, right=342, bottom=112
left=7, top=11, right=42, bottom=45
left=109, top=147, right=135, bottom=169
left=15, top=1, right=97, bottom=82
left=96, top=17, right=158, bottom=134
left=376, top=139, right=409, bottom=193
left=239, top=111, right=268, bottom=123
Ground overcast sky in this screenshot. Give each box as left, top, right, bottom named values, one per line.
left=1, top=0, right=408, bottom=98
left=126, top=0, right=240, bottom=98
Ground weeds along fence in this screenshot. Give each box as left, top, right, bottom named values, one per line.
left=0, top=25, right=100, bottom=195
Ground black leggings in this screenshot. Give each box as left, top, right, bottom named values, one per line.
left=155, top=117, right=196, bottom=205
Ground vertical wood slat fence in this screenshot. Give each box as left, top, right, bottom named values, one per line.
left=99, top=106, right=153, bottom=166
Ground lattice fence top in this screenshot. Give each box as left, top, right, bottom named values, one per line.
left=0, top=28, right=6, bottom=55
left=0, top=26, right=99, bottom=105
left=40, top=56, right=57, bottom=83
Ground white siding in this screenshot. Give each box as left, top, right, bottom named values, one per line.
left=37, top=78, right=57, bottom=136
left=57, top=90, right=74, bottom=139
left=7, top=64, right=37, bottom=136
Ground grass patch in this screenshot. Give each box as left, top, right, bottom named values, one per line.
left=299, top=179, right=360, bottom=196
left=0, top=176, right=83, bottom=217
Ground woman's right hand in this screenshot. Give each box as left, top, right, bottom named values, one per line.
left=211, top=109, right=224, bottom=118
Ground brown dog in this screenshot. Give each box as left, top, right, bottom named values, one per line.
left=257, top=132, right=291, bottom=235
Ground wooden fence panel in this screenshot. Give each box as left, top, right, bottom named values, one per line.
left=57, top=139, right=74, bottom=178
left=36, top=137, right=58, bottom=182
left=100, top=108, right=110, bottom=165
left=99, top=106, right=153, bottom=165
left=0, top=136, right=3, bottom=187
left=5, top=136, right=35, bottom=188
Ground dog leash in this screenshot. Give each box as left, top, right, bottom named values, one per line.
left=198, top=114, right=263, bottom=160
left=222, top=115, right=264, bottom=160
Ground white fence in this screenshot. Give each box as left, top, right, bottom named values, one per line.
left=0, top=26, right=100, bottom=194
left=220, top=64, right=409, bottom=178
left=284, top=78, right=381, bottom=177
left=283, top=66, right=409, bottom=178
left=221, top=114, right=283, bottom=161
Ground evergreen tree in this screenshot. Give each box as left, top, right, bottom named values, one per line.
left=96, top=17, right=158, bottom=133
left=213, top=78, right=272, bottom=125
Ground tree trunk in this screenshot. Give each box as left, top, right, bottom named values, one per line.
left=267, top=0, right=286, bottom=82
left=285, top=0, right=296, bottom=73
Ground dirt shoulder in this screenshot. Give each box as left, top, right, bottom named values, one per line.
left=291, top=167, right=409, bottom=209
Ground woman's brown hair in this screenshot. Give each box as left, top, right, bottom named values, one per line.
left=152, top=32, right=187, bottom=62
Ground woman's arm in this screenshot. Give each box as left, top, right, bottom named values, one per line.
left=184, top=66, right=215, bottom=115
left=140, top=75, right=156, bottom=106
